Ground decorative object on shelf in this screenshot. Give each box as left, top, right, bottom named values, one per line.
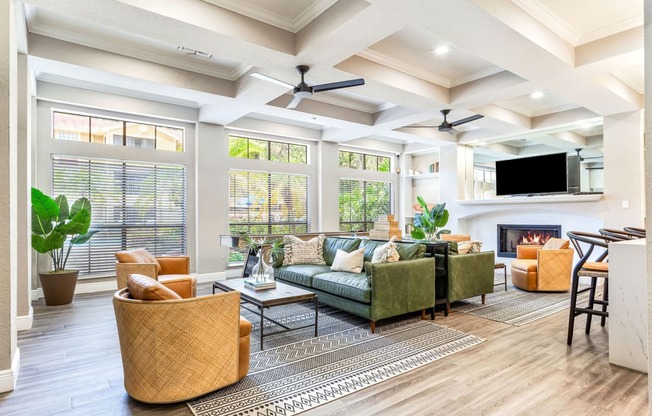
left=31, top=187, right=99, bottom=306
left=238, top=233, right=283, bottom=281
left=369, top=214, right=402, bottom=240
left=410, top=196, right=450, bottom=241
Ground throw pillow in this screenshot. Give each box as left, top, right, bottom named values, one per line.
left=457, top=240, right=483, bottom=254
left=542, top=237, right=570, bottom=250
left=126, top=274, right=181, bottom=300
left=115, top=248, right=162, bottom=275
left=371, top=236, right=400, bottom=263
left=330, top=248, right=365, bottom=273
left=282, top=234, right=326, bottom=266
left=469, top=240, right=483, bottom=253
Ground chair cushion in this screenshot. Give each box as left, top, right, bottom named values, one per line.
left=115, top=248, right=162, bottom=275
left=395, top=242, right=426, bottom=260
left=331, top=248, right=365, bottom=273
left=239, top=316, right=252, bottom=337
left=282, top=234, right=326, bottom=266
left=511, top=259, right=538, bottom=273
left=582, top=262, right=609, bottom=272
left=543, top=238, right=570, bottom=250
left=126, top=274, right=181, bottom=300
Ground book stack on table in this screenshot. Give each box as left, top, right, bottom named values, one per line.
left=368, top=214, right=402, bottom=240
left=244, top=279, right=277, bottom=291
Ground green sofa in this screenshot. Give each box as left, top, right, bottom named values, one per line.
left=272, top=237, right=436, bottom=333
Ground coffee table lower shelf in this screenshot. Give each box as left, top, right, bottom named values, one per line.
left=213, top=279, right=318, bottom=350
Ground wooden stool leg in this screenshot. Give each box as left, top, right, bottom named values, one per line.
left=585, top=276, right=597, bottom=335
left=481, top=294, right=486, bottom=304
left=567, top=268, right=582, bottom=345
left=370, top=320, right=376, bottom=334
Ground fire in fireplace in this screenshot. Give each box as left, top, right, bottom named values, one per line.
left=497, top=224, right=562, bottom=258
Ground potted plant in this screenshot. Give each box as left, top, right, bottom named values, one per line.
left=410, top=196, right=451, bottom=240
left=31, top=187, right=98, bottom=306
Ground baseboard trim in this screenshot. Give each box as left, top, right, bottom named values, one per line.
left=32, top=272, right=229, bottom=299
left=0, top=348, right=20, bottom=393
left=16, top=307, right=33, bottom=331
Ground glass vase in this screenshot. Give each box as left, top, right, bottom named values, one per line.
left=251, top=253, right=271, bottom=282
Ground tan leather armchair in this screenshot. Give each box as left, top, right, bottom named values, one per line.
left=511, top=238, right=574, bottom=291
left=113, top=274, right=251, bottom=404
left=115, top=248, right=196, bottom=296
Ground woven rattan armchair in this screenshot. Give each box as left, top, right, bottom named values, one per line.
left=510, top=237, right=574, bottom=291
left=113, top=280, right=251, bottom=403
left=115, top=248, right=196, bottom=296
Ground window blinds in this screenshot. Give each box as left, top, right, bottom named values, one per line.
left=52, top=156, right=187, bottom=277
left=228, top=170, right=309, bottom=235
left=339, top=179, right=392, bottom=232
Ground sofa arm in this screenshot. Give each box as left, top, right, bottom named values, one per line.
left=116, top=263, right=158, bottom=289
left=157, top=256, right=190, bottom=275
left=448, top=251, right=495, bottom=303
left=516, top=245, right=542, bottom=259
left=364, top=257, right=435, bottom=321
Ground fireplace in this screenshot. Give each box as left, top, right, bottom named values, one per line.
left=497, top=224, right=562, bottom=258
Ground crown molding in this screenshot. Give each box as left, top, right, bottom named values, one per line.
left=577, top=15, right=644, bottom=45
left=357, top=49, right=451, bottom=88
left=511, top=0, right=580, bottom=45
left=612, top=69, right=644, bottom=94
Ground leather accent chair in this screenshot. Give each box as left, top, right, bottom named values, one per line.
left=511, top=238, right=574, bottom=292
left=113, top=274, right=251, bottom=403
left=115, top=248, right=196, bottom=296
left=441, top=234, right=472, bottom=242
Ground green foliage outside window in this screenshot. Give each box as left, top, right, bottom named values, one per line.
left=339, top=151, right=391, bottom=172
left=228, top=136, right=307, bottom=164
left=339, top=179, right=392, bottom=232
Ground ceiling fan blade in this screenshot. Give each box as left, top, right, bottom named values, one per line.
left=286, top=95, right=304, bottom=109
left=250, top=72, right=294, bottom=89
left=311, top=78, right=364, bottom=93
left=450, top=114, right=483, bottom=126
left=402, top=125, right=439, bottom=128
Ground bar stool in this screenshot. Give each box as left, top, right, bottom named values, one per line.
left=623, top=226, right=646, bottom=238
left=565, top=231, right=620, bottom=346
left=598, top=228, right=642, bottom=241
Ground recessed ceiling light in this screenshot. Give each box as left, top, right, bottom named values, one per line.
left=433, top=45, right=450, bottom=55
left=530, top=91, right=544, bottom=99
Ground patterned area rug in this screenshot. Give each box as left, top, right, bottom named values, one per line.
left=451, top=284, right=592, bottom=326
left=187, top=315, right=484, bottom=416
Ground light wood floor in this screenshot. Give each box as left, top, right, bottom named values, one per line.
left=0, top=280, right=648, bottom=416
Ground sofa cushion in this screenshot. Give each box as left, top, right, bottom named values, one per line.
left=312, top=272, right=371, bottom=304
left=359, top=239, right=385, bottom=263
left=371, top=236, right=400, bottom=264
left=274, top=264, right=332, bottom=287
left=323, top=237, right=361, bottom=266
left=282, top=234, right=326, bottom=266
left=331, top=248, right=365, bottom=273
left=395, top=242, right=426, bottom=260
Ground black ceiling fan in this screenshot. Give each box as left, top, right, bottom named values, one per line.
left=406, top=109, right=484, bottom=135
left=251, top=65, right=365, bottom=109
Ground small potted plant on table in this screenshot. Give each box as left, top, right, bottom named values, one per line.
left=31, top=187, right=98, bottom=306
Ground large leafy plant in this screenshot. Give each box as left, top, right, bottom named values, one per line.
left=31, top=187, right=98, bottom=272
left=410, top=196, right=450, bottom=240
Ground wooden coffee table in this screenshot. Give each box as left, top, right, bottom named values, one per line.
left=213, top=279, right=318, bottom=349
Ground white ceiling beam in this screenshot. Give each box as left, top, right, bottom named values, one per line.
left=576, top=26, right=643, bottom=68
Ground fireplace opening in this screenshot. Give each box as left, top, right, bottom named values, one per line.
left=497, top=224, right=562, bottom=258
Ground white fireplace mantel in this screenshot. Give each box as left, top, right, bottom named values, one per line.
left=456, top=194, right=604, bottom=205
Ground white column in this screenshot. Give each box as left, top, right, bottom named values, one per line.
left=644, top=1, right=652, bottom=410
left=195, top=123, right=229, bottom=276
left=0, top=0, right=20, bottom=393
left=318, top=141, right=340, bottom=232
left=16, top=53, right=32, bottom=330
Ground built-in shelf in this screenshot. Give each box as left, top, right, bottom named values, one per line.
left=456, top=194, right=604, bottom=205
left=405, top=172, right=439, bottom=179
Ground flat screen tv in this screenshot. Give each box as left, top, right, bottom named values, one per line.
left=495, top=152, right=568, bottom=196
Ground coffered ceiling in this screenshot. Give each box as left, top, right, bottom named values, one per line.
left=19, top=0, right=644, bottom=160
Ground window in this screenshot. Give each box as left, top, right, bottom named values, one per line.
left=339, top=151, right=391, bottom=172
left=228, top=170, right=309, bottom=263
left=52, top=156, right=187, bottom=277
left=339, top=179, right=392, bottom=232
left=52, top=111, right=184, bottom=151
left=228, top=135, right=307, bottom=164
